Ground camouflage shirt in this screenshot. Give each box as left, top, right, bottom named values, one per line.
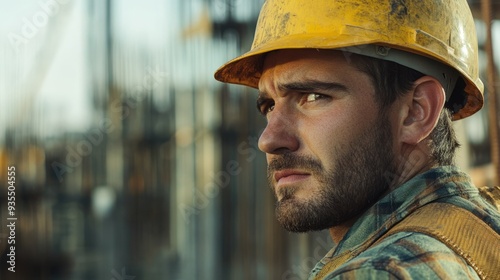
left=309, top=166, right=500, bottom=279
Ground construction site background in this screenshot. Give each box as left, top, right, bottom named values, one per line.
left=0, top=0, right=498, bottom=279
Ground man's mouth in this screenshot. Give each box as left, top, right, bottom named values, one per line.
left=274, top=170, right=311, bottom=186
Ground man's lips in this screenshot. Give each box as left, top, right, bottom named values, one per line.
left=274, top=170, right=311, bottom=184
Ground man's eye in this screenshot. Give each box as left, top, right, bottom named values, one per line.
left=305, top=93, right=323, bottom=102
left=259, top=101, right=275, bottom=115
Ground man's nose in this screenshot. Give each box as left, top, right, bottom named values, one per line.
left=258, top=108, right=299, bottom=154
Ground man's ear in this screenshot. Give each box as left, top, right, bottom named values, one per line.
left=400, top=76, right=445, bottom=145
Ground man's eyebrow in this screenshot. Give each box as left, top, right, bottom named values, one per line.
left=256, top=80, right=348, bottom=111
left=277, top=80, right=348, bottom=92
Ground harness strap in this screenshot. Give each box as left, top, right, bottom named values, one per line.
left=314, top=203, right=500, bottom=279
left=478, top=185, right=500, bottom=211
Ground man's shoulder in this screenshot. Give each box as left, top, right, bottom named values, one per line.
left=325, top=231, right=480, bottom=279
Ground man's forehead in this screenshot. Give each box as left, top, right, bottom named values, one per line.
left=258, top=49, right=361, bottom=93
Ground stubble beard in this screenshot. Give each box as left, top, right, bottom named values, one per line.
left=268, top=117, right=395, bottom=232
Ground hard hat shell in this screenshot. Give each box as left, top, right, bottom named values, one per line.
left=214, top=0, right=484, bottom=120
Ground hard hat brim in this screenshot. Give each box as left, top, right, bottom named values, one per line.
left=215, top=34, right=380, bottom=88
left=214, top=35, right=483, bottom=120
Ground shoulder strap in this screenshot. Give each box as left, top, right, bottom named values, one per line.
left=314, top=203, right=500, bottom=280
left=377, top=203, right=500, bottom=280
left=478, top=185, right=500, bottom=211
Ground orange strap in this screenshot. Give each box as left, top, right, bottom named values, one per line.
left=315, top=203, right=500, bottom=279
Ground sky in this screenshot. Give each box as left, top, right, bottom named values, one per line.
left=0, top=0, right=181, bottom=139
left=1, top=0, right=90, bottom=138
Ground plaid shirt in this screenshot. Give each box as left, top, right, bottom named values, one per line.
left=309, top=166, right=500, bottom=279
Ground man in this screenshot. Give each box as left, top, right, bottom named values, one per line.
left=215, top=0, right=500, bottom=279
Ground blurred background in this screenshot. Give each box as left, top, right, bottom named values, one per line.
left=0, top=0, right=498, bottom=279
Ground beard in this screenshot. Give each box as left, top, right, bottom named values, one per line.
left=268, top=116, right=395, bottom=232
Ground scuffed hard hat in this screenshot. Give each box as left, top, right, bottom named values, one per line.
left=215, top=0, right=484, bottom=120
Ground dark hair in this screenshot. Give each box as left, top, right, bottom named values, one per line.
left=348, top=53, right=459, bottom=166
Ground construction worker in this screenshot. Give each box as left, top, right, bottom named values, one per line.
left=215, top=0, right=500, bottom=278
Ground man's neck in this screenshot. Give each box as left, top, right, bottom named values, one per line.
left=390, top=144, right=437, bottom=190
left=328, top=144, right=437, bottom=244
left=328, top=218, right=357, bottom=244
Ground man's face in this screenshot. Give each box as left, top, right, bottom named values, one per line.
left=257, top=49, right=397, bottom=232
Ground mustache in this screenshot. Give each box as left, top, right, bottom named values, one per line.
left=267, top=153, right=323, bottom=176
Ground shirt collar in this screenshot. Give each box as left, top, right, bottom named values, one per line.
left=318, top=166, right=475, bottom=264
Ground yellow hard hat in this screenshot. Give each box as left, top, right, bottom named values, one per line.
left=214, top=0, right=484, bottom=120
